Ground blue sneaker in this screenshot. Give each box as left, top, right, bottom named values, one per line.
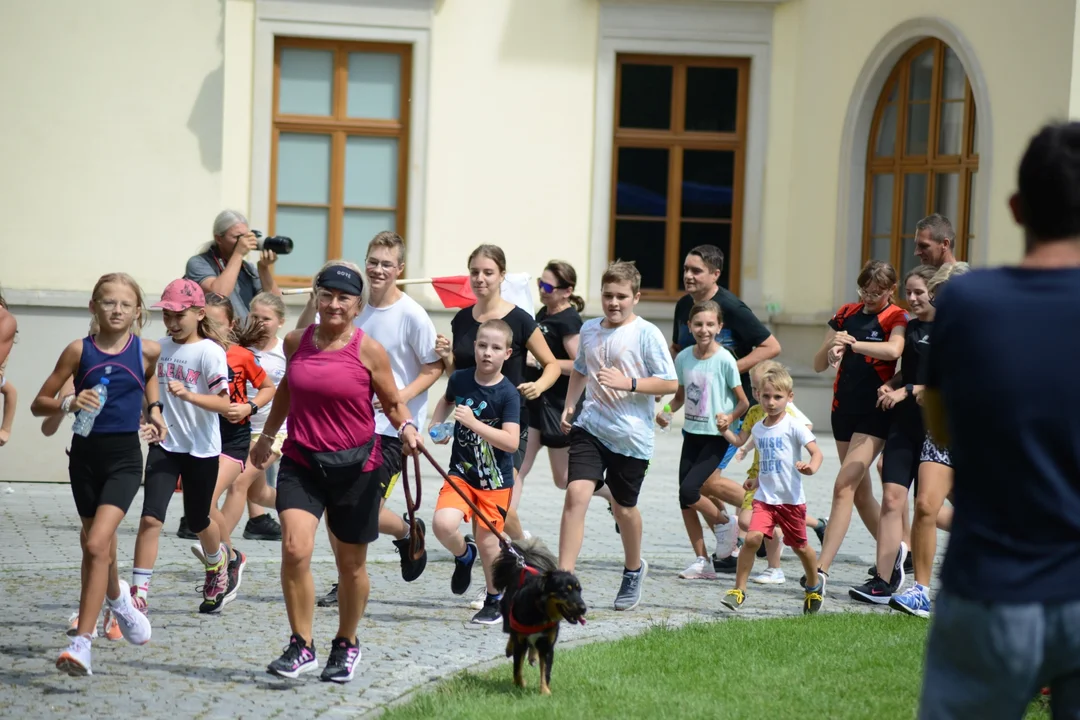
left=889, top=584, right=931, bottom=618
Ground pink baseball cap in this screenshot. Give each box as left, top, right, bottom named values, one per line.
left=153, top=278, right=206, bottom=311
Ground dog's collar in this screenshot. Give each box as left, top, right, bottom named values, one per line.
left=509, top=565, right=560, bottom=635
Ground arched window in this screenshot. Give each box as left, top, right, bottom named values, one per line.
left=864, top=39, right=978, bottom=276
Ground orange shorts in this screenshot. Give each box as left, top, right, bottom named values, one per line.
left=435, top=476, right=512, bottom=535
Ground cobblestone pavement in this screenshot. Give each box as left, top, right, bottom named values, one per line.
left=0, top=432, right=946, bottom=719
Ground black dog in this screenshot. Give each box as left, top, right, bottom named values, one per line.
left=493, top=539, right=587, bottom=695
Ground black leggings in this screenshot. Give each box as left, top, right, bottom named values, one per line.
left=678, top=432, right=731, bottom=509
left=141, top=445, right=220, bottom=534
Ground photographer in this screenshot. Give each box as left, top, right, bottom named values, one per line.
left=185, top=210, right=281, bottom=320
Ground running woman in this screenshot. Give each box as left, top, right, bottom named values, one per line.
left=187, top=292, right=276, bottom=605
left=131, top=279, right=232, bottom=614
left=848, top=265, right=936, bottom=603
left=811, top=261, right=907, bottom=586
left=255, top=261, right=421, bottom=683
left=32, top=273, right=157, bottom=675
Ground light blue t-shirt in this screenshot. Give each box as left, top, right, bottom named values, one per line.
left=674, top=346, right=741, bottom=436
left=573, top=316, right=677, bottom=460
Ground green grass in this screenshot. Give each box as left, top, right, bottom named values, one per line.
left=382, top=614, right=1051, bottom=720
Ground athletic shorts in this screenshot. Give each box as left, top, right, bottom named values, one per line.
left=567, top=426, right=649, bottom=508
left=831, top=410, right=890, bottom=443
left=276, top=455, right=381, bottom=545
left=678, top=432, right=731, bottom=509
left=920, top=435, right=953, bottom=468
left=435, top=475, right=512, bottom=535
left=142, top=445, right=220, bottom=534
left=376, top=434, right=403, bottom=499
left=881, top=423, right=922, bottom=489
left=748, top=500, right=808, bottom=549
left=220, top=424, right=251, bottom=469
left=251, top=430, right=286, bottom=458
left=68, top=432, right=143, bottom=519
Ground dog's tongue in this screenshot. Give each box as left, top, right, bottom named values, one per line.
left=577, top=617, right=587, bottom=626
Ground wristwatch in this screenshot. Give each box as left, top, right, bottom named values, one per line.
left=630, top=378, right=638, bottom=393
left=905, top=384, right=914, bottom=398
left=147, top=401, right=164, bottom=414
left=248, top=401, right=259, bottom=416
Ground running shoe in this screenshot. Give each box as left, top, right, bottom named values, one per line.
left=320, top=637, right=361, bottom=683
left=102, top=610, right=123, bottom=641
left=799, top=568, right=829, bottom=591
left=66, top=612, right=99, bottom=639
left=198, top=547, right=230, bottom=614
left=468, top=587, right=487, bottom=611
left=750, top=567, right=786, bottom=585
left=814, top=517, right=828, bottom=545
left=267, top=634, right=318, bottom=678
left=56, top=635, right=92, bottom=676
left=224, top=548, right=247, bottom=606
left=451, top=535, right=477, bottom=596
left=868, top=549, right=914, bottom=578
left=176, top=516, right=197, bottom=540
left=678, top=557, right=716, bottom=580
left=890, top=542, right=909, bottom=590
left=849, top=575, right=894, bottom=605
left=129, top=586, right=148, bottom=615
left=108, top=580, right=152, bottom=645
left=318, top=584, right=339, bottom=608
left=613, top=558, right=648, bottom=611
left=713, top=514, right=739, bottom=560
left=889, top=584, right=931, bottom=618
left=471, top=595, right=503, bottom=625
left=190, top=542, right=208, bottom=565
left=804, top=581, right=824, bottom=614
left=721, top=588, right=745, bottom=611
left=392, top=516, right=427, bottom=582
left=243, top=513, right=282, bottom=541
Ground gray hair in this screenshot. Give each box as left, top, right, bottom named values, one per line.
left=213, top=209, right=249, bottom=238
left=915, top=213, right=955, bottom=244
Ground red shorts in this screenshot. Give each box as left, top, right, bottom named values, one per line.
left=748, top=500, right=808, bottom=549
left=435, top=476, right=512, bottom=535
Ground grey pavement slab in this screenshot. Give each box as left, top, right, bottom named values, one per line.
left=0, top=431, right=947, bottom=718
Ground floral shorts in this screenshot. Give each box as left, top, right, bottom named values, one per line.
left=920, top=434, right=953, bottom=468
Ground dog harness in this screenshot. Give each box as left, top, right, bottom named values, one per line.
left=508, top=565, right=560, bottom=635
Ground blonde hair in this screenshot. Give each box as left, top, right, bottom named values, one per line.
left=758, top=363, right=794, bottom=395
left=601, top=260, right=641, bottom=294
left=250, top=291, right=286, bottom=322
left=368, top=231, right=406, bottom=265
left=478, top=318, right=513, bottom=345
left=928, top=261, right=970, bottom=296
left=90, top=273, right=148, bottom=336
left=750, top=359, right=783, bottom=384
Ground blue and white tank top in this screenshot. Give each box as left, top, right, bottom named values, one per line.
left=74, top=335, right=145, bottom=434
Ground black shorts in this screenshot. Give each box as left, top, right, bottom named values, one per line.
left=920, top=435, right=953, bottom=468
left=220, top=424, right=251, bottom=467
left=276, top=455, right=381, bottom=545
left=68, top=432, right=143, bottom=519
left=678, top=432, right=730, bottom=509
left=567, top=427, right=649, bottom=508
left=831, top=410, right=891, bottom=443
left=881, top=423, right=921, bottom=490
left=376, top=435, right=402, bottom=499
left=526, top=397, right=572, bottom=449
left=142, top=445, right=220, bottom=534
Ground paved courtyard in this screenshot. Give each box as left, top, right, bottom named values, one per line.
left=0, top=431, right=946, bottom=718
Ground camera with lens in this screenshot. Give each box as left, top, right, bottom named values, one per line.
left=252, top=230, right=294, bottom=255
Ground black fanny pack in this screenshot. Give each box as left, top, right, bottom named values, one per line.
left=298, top=437, right=376, bottom=482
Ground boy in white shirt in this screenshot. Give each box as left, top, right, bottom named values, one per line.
left=720, top=364, right=825, bottom=614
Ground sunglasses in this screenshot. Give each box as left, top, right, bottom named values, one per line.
left=537, top=279, right=570, bottom=293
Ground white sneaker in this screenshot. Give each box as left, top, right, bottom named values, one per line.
left=713, top=514, right=739, bottom=559
left=56, top=635, right=92, bottom=676
left=678, top=557, right=716, bottom=580
left=108, top=581, right=152, bottom=646
left=468, top=587, right=486, bottom=610
left=66, top=612, right=99, bottom=639
left=190, top=542, right=208, bottom=565
left=750, top=567, right=786, bottom=585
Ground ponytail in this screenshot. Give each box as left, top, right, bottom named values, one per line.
left=544, top=260, right=584, bottom=313
left=567, top=293, right=585, bottom=313
left=233, top=316, right=271, bottom=349
left=197, top=314, right=230, bottom=349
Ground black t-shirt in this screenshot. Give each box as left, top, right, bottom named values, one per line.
left=672, top=287, right=771, bottom=401
left=445, top=369, right=520, bottom=491
left=892, top=317, right=932, bottom=436
left=828, top=302, right=908, bottom=415
left=451, top=305, right=537, bottom=427
left=926, top=267, right=1080, bottom=602
left=525, top=306, right=582, bottom=414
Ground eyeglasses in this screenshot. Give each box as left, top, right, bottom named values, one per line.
left=857, top=287, right=890, bottom=302
left=537, top=279, right=569, bottom=293
left=97, top=300, right=137, bottom=314
left=316, top=290, right=358, bottom=306
left=366, top=259, right=400, bottom=271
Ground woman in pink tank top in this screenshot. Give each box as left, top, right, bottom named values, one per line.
left=251, top=262, right=421, bottom=683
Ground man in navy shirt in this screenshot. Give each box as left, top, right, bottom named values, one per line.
left=919, top=122, right=1080, bottom=718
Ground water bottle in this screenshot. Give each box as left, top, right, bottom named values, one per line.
left=659, top=404, right=673, bottom=433
left=429, top=421, right=454, bottom=443
left=72, top=377, right=110, bottom=438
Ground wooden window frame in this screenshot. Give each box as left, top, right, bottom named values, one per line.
left=611, top=54, right=750, bottom=299
left=270, top=37, right=411, bottom=287
left=863, top=38, right=979, bottom=271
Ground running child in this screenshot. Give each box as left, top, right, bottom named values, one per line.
left=719, top=364, right=825, bottom=614
left=558, top=261, right=678, bottom=611
left=31, top=273, right=158, bottom=675
left=429, top=318, right=521, bottom=625
left=130, top=279, right=232, bottom=614
left=186, top=292, right=276, bottom=606
left=658, top=300, right=746, bottom=580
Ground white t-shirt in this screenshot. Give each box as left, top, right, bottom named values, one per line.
left=354, top=293, right=440, bottom=436
left=248, top=336, right=287, bottom=435
left=752, top=413, right=817, bottom=506
left=573, top=316, right=677, bottom=460
left=157, top=337, right=229, bottom=458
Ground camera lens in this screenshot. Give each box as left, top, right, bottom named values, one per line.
left=257, top=236, right=294, bottom=255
